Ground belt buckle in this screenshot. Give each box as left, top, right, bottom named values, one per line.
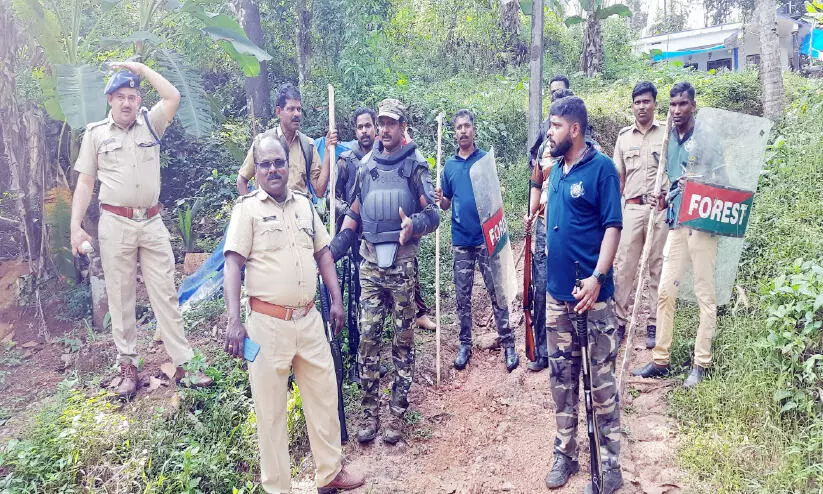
left=292, top=305, right=311, bottom=320
left=132, top=208, right=148, bottom=221
left=640, top=194, right=650, bottom=205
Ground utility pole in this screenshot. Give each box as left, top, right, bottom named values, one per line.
left=528, top=0, right=545, bottom=150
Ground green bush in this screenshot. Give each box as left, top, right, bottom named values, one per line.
left=762, top=260, right=823, bottom=417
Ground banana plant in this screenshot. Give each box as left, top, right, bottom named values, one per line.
left=14, top=0, right=271, bottom=136
left=176, top=197, right=204, bottom=253
left=564, top=0, right=632, bottom=76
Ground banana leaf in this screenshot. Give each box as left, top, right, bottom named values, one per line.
left=12, top=0, right=67, bottom=64
left=54, top=64, right=108, bottom=129
left=595, top=4, right=632, bottom=19
left=154, top=48, right=215, bottom=138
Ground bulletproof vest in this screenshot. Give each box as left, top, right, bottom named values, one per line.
left=339, top=149, right=364, bottom=203
left=360, top=155, right=423, bottom=267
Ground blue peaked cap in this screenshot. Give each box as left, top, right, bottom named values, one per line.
left=104, top=71, right=140, bottom=95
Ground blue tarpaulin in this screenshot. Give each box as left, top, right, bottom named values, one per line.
left=653, top=44, right=726, bottom=62
left=177, top=137, right=355, bottom=309
left=800, top=28, right=823, bottom=59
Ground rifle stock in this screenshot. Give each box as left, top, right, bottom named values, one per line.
left=318, top=277, right=348, bottom=443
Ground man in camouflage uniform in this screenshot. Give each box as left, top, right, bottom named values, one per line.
left=435, top=109, right=519, bottom=372
left=542, top=97, right=624, bottom=494
left=330, top=99, right=439, bottom=445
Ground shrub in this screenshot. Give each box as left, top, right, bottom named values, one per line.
left=762, top=260, right=823, bottom=418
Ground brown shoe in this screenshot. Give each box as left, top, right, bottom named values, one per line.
left=116, top=361, right=139, bottom=401
left=317, top=465, right=365, bottom=493
left=415, top=314, right=436, bottom=331
left=174, top=365, right=214, bottom=388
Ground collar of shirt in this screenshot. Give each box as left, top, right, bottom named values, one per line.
left=254, top=188, right=294, bottom=205
left=672, top=122, right=695, bottom=145
left=631, top=120, right=661, bottom=135
left=106, top=108, right=147, bottom=130
left=452, top=146, right=481, bottom=163
left=557, top=143, right=596, bottom=178
left=276, top=124, right=299, bottom=146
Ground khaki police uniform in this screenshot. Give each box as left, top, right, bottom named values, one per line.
left=612, top=121, right=668, bottom=328
left=74, top=104, right=194, bottom=366
left=237, top=125, right=322, bottom=195
left=223, top=188, right=341, bottom=493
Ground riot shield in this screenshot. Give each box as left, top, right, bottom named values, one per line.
left=671, top=107, right=772, bottom=305
left=469, top=148, right=517, bottom=307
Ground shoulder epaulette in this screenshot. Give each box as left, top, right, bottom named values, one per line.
left=235, top=190, right=260, bottom=204
left=618, top=125, right=633, bottom=135
left=85, top=119, right=108, bottom=131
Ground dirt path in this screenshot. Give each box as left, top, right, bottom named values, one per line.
left=293, top=242, right=688, bottom=493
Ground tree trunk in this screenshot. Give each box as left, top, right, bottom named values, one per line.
left=235, top=0, right=271, bottom=122
left=528, top=0, right=545, bottom=149
left=581, top=15, right=603, bottom=76
left=296, top=0, right=311, bottom=89
left=756, top=0, right=785, bottom=120
left=0, top=3, right=49, bottom=338
left=499, top=0, right=526, bottom=65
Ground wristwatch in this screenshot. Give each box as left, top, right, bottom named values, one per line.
left=592, top=270, right=606, bottom=285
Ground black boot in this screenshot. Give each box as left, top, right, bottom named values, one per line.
left=632, top=361, right=670, bottom=378
left=504, top=346, right=519, bottom=372
left=645, top=325, right=657, bottom=349
left=683, top=365, right=706, bottom=389
left=545, top=453, right=579, bottom=489
left=527, top=356, right=549, bottom=372
left=617, top=324, right=626, bottom=343
left=454, top=344, right=472, bottom=370
left=583, top=468, right=624, bottom=494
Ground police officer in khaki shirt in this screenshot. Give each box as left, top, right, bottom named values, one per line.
left=223, top=135, right=365, bottom=494
left=235, top=83, right=335, bottom=197
left=612, top=81, right=667, bottom=348
left=70, top=63, right=212, bottom=400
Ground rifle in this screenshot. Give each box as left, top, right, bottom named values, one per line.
left=575, top=261, right=603, bottom=494
left=318, top=277, right=348, bottom=443
left=345, top=252, right=360, bottom=382
left=523, top=196, right=537, bottom=362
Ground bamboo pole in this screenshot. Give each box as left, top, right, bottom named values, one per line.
left=435, top=112, right=444, bottom=386
left=328, top=84, right=336, bottom=236
left=617, top=111, right=672, bottom=396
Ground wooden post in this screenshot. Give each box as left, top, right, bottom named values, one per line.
left=527, top=0, right=544, bottom=149
left=328, top=84, right=336, bottom=235
left=435, top=112, right=444, bottom=385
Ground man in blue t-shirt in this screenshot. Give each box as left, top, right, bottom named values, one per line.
left=434, top=109, right=519, bottom=373
left=541, top=97, right=624, bottom=494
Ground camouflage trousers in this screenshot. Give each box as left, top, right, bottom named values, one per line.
left=547, top=293, right=621, bottom=471
left=532, top=218, right=548, bottom=359
left=358, top=257, right=417, bottom=419
left=453, top=245, right=514, bottom=348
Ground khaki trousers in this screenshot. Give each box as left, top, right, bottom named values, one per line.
left=246, top=308, right=342, bottom=493
left=98, top=211, right=194, bottom=366
left=613, top=204, right=667, bottom=327
left=653, top=228, right=718, bottom=367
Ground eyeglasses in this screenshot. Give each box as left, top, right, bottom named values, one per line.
left=256, top=159, right=287, bottom=171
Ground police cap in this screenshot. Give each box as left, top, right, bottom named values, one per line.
left=104, top=71, right=140, bottom=95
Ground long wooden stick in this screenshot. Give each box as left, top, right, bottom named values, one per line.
left=435, top=112, right=444, bottom=386
left=617, top=111, right=672, bottom=396
left=328, top=84, right=336, bottom=236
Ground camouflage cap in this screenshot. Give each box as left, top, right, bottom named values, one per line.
left=104, top=70, right=140, bottom=95
left=377, top=98, right=406, bottom=122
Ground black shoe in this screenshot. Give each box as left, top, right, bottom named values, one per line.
left=583, top=468, right=624, bottom=494
left=527, top=356, right=549, bottom=372
left=545, top=453, right=579, bottom=489
left=632, top=361, right=671, bottom=378
left=347, top=365, right=360, bottom=385
left=683, top=365, right=706, bottom=389
left=356, top=416, right=379, bottom=444
left=645, top=325, right=657, bottom=349
left=379, top=362, right=390, bottom=378
left=504, top=346, right=519, bottom=372
left=454, top=344, right=472, bottom=370
left=617, top=324, right=626, bottom=343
